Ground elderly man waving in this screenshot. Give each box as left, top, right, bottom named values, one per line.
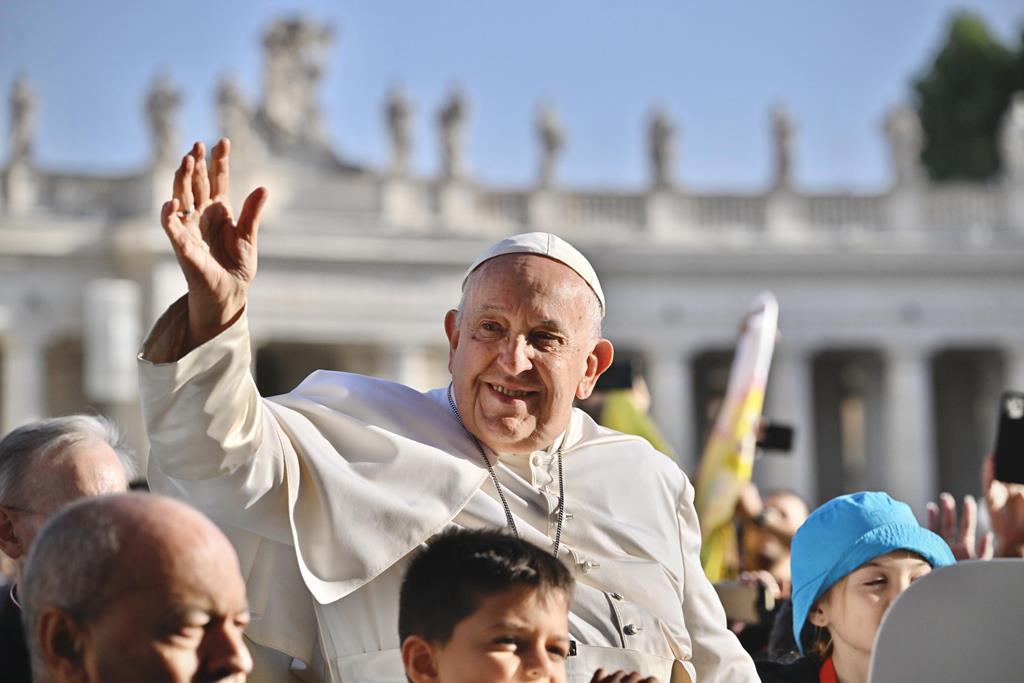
left=140, top=139, right=757, bottom=683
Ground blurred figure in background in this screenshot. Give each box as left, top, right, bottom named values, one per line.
left=577, top=360, right=676, bottom=459
left=723, top=484, right=808, bottom=658
left=0, top=415, right=135, bottom=683
left=737, top=485, right=809, bottom=597
left=20, top=493, right=252, bottom=683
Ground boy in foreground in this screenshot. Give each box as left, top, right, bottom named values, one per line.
left=399, top=529, right=658, bottom=683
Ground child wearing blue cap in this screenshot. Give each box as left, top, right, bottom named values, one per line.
left=757, top=491, right=955, bottom=683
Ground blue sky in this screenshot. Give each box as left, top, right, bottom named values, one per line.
left=1, top=1, right=1022, bottom=190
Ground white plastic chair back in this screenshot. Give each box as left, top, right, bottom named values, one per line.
left=869, top=559, right=1024, bottom=682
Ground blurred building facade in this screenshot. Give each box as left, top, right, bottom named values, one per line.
left=2, top=18, right=1024, bottom=512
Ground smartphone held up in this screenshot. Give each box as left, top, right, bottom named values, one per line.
left=993, top=390, right=1024, bottom=486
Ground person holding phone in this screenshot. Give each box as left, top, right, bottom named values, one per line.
left=925, top=390, right=1024, bottom=560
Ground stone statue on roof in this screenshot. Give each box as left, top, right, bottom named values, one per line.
left=536, top=102, right=564, bottom=189
left=1000, top=92, right=1024, bottom=182
left=648, top=108, right=676, bottom=190
left=770, top=105, right=795, bottom=189
left=217, top=74, right=265, bottom=164
left=438, top=88, right=468, bottom=181
left=145, top=74, right=181, bottom=165
left=884, top=104, right=925, bottom=187
left=386, top=86, right=413, bottom=177
left=7, top=76, right=35, bottom=166
left=260, top=17, right=333, bottom=150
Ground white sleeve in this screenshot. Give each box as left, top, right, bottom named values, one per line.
left=138, top=296, right=292, bottom=544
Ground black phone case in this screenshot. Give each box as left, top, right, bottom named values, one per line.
left=993, top=390, right=1024, bottom=485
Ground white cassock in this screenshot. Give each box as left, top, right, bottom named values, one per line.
left=139, top=298, right=758, bottom=683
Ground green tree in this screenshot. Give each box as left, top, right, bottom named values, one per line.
left=915, top=12, right=1021, bottom=181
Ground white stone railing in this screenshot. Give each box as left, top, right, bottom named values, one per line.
left=802, top=194, right=887, bottom=232
left=4, top=164, right=1024, bottom=246
left=557, top=191, right=646, bottom=229
left=924, top=184, right=1004, bottom=232
left=687, top=194, right=768, bottom=231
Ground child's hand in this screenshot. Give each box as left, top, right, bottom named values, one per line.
left=590, top=668, right=660, bottom=683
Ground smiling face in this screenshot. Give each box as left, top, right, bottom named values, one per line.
left=809, top=550, right=931, bottom=665
left=420, top=585, right=570, bottom=683
left=445, top=254, right=613, bottom=455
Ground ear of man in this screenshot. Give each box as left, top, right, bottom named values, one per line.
left=443, top=309, right=460, bottom=374
left=0, top=507, right=26, bottom=559
left=38, top=607, right=88, bottom=683
left=400, top=635, right=441, bottom=683
left=575, top=338, right=614, bottom=401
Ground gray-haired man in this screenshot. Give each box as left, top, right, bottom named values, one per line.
left=0, top=415, right=135, bottom=683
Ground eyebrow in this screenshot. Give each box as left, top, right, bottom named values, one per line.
left=488, top=620, right=530, bottom=631
left=474, top=305, right=566, bottom=331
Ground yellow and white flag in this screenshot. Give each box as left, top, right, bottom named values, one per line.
left=695, top=292, right=778, bottom=581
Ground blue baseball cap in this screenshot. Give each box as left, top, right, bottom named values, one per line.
left=790, top=491, right=955, bottom=653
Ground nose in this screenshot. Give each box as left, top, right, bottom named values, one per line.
left=884, top=575, right=915, bottom=612
left=497, top=335, right=533, bottom=376
left=202, top=622, right=253, bottom=679
left=521, top=642, right=554, bottom=680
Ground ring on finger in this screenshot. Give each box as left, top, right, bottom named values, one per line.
left=177, top=206, right=194, bottom=219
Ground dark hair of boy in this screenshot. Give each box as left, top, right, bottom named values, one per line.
left=398, top=529, right=575, bottom=644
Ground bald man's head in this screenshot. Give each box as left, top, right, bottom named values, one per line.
left=21, top=493, right=252, bottom=683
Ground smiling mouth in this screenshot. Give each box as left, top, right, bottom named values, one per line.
left=488, top=383, right=535, bottom=398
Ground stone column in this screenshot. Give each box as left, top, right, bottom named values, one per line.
left=645, top=348, right=695, bottom=474
left=757, top=346, right=817, bottom=505
left=1, top=334, right=46, bottom=432
left=84, top=279, right=141, bottom=404
left=378, top=345, right=433, bottom=392
left=882, top=345, right=937, bottom=517
left=1005, top=347, right=1024, bottom=394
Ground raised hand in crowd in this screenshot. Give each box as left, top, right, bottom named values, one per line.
left=590, top=669, right=659, bottom=683
left=925, top=491, right=994, bottom=561
left=739, top=569, right=783, bottom=602
left=983, top=455, right=1024, bottom=557
left=159, top=138, right=268, bottom=355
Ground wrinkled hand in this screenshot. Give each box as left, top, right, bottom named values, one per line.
left=926, top=492, right=993, bottom=561
left=983, top=456, right=1024, bottom=557
left=160, top=138, right=268, bottom=352
left=590, top=669, right=659, bottom=683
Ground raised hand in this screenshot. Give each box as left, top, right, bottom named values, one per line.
left=926, top=491, right=994, bottom=561
left=160, top=138, right=268, bottom=353
left=982, top=455, right=1024, bottom=557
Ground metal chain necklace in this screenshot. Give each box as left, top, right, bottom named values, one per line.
left=446, top=384, right=565, bottom=556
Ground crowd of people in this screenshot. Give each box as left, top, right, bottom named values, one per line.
left=0, top=137, right=1020, bottom=682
